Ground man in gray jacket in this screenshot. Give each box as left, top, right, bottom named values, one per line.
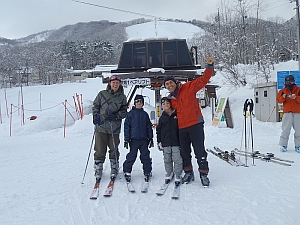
left=92, top=75, right=128, bottom=183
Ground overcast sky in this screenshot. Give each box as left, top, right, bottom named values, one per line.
left=0, top=0, right=296, bottom=39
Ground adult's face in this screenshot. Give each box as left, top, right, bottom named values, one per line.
left=110, top=80, right=120, bottom=92
left=165, top=80, right=176, bottom=93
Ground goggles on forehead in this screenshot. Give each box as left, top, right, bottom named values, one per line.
left=110, top=74, right=121, bottom=82
left=134, top=99, right=143, bottom=103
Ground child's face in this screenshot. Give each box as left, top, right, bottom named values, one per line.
left=162, top=101, right=171, bottom=110
left=135, top=100, right=143, bottom=109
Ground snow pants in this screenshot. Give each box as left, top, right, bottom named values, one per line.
left=279, top=112, right=300, bottom=147
left=94, top=131, right=120, bottom=162
left=163, top=146, right=183, bottom=179
left=179, top=122, right=209, bottom=173
left=123, top=139, right=152, bottom=175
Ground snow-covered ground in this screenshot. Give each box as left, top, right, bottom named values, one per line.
left=1, top=59, right=300, bottom=225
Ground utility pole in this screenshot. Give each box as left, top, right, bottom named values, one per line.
left=292, top=0, right=300, bottom=69
left=297, top=0, right=300, bottom=69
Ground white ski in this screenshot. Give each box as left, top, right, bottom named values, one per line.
left=171, top=184, right=180, bottom=199
left=141, top=181, right=149, bottom=193
left=156, top=183, right=169, bottom=196
left=126, top=182, right=135, bottom=193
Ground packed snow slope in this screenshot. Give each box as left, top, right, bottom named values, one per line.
left=1, top=60, right=300, bottom=225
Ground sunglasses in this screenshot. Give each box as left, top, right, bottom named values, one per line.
left=285, top=81, right=295, bottom=85
left=134, top=99, right=143, bottom=103
left=161, top=99, right=170, bottom=104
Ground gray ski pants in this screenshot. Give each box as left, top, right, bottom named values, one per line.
left=279, top=112, right=300, bottom=147
left=162, top=146, right=183, bottom=179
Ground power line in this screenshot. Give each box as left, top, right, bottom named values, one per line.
left=71, top=0, right=167, bottom=20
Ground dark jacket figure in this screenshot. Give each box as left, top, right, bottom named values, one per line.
left=156, top=97, right=182, bottom=184
left=276, top=74, right=300, bottom=153
left=123, top=95, right=154, bottom=182
left=92, top=75, right=128, bottom=183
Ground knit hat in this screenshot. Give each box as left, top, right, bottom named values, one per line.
left=163, top=76, right=177, bottom=86
left=134, top=94, right=144, bottom=105
left=285, top=75, right=295, bottom=83
left=161, top=97, right=171, bottom=104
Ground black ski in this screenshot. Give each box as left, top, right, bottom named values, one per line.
left=207, top=148, right=236, bottom=166
left=233, top=149, right=292, bottom=166
left=214, top=146, right=245, bottom=166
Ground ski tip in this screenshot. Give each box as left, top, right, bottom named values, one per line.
left=90, top=197, right=98, bottom=200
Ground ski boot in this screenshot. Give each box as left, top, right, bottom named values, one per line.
left=94, top=160, right=103, bottom=183
left=200, top=172, right=210, bottom=187
left=280, top=146, right=287, bottom=152
left=165, top=172, right=174, bottom=184
left=174, top=176, right=181, bottom=186
left=182, top=170, right=194, bottom=184
left=124, top=172, right=131, bottom=182
left=295, top=146, right=300, bottom=153
left=110, top=159, right=119, bottom=181
left=144, top=174, right=150, bottom=182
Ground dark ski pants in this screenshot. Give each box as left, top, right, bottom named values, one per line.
left=94, top=131, right=120, bottom=162
left=179, top=123, right=209, bottom=173
left=123, top=139, right=152, bottom=175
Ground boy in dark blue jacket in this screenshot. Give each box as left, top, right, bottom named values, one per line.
left=123, top=95, right=154, bottom=182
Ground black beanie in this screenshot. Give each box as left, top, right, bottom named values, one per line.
left=134, top=94, right=144, bottom=105
left=163, top=76, right=177, bottom=86
left=285, top=75, right=295, bottom=83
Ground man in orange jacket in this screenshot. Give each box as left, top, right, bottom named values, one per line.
left=164, top=54, right=214, bottom=187
left=277, top=75, right=300, bottom=153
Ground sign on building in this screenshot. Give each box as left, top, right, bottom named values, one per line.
left=277, top=70, right=300, bottom=90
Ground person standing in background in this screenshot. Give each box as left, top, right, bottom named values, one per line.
left=277, top=74, right=300, bottom=153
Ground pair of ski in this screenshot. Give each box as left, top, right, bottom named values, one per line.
left=232, top=148, right=294, bottom=166
left=126, top=180, right=149, bottom=193
left=156, top=180, right=180, bottom=199
left=207, top=147, right=245, bottom=166
left=90, top=178, right=115, bottom=199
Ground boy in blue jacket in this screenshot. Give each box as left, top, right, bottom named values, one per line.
left=123, top=94, right=154, bottom=182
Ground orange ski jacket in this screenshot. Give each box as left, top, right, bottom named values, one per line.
left=169, top=67, right=214, bottom=129
left=277, top=85, right=300, bottom=113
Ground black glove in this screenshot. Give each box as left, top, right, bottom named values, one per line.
left=93, top=114, right=100, bottom=125
left=106, top=113, right=117, bottom=121
left=148, top=138, right=154, bottom=148
left=124, top=141, right=129, bottom=149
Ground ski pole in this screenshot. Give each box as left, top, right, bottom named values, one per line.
left=107, top=110, right=119, bottom=169
left=249, top=99, right=254, bottom=166
left=243, top=99, right=249, bottom=167
left=81, top=126, right=97, bottom=184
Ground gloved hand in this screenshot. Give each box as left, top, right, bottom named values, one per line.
left=148, top=138, right=154, bottom=148
left=93, top=114, right=100, bottom=125
left=157, top=142, right=163, bottom=151
left=106, top=113, right=117, bottom=121
left=124, top=141, right=129, bottom=149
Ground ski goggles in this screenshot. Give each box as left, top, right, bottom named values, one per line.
left=134, top=99, right=143, bottom=103
left=161, top=98, right=170, bottom=104
left=285, top=81, right=295, bottom=85
left=109, top=74, right=121, bottom=82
